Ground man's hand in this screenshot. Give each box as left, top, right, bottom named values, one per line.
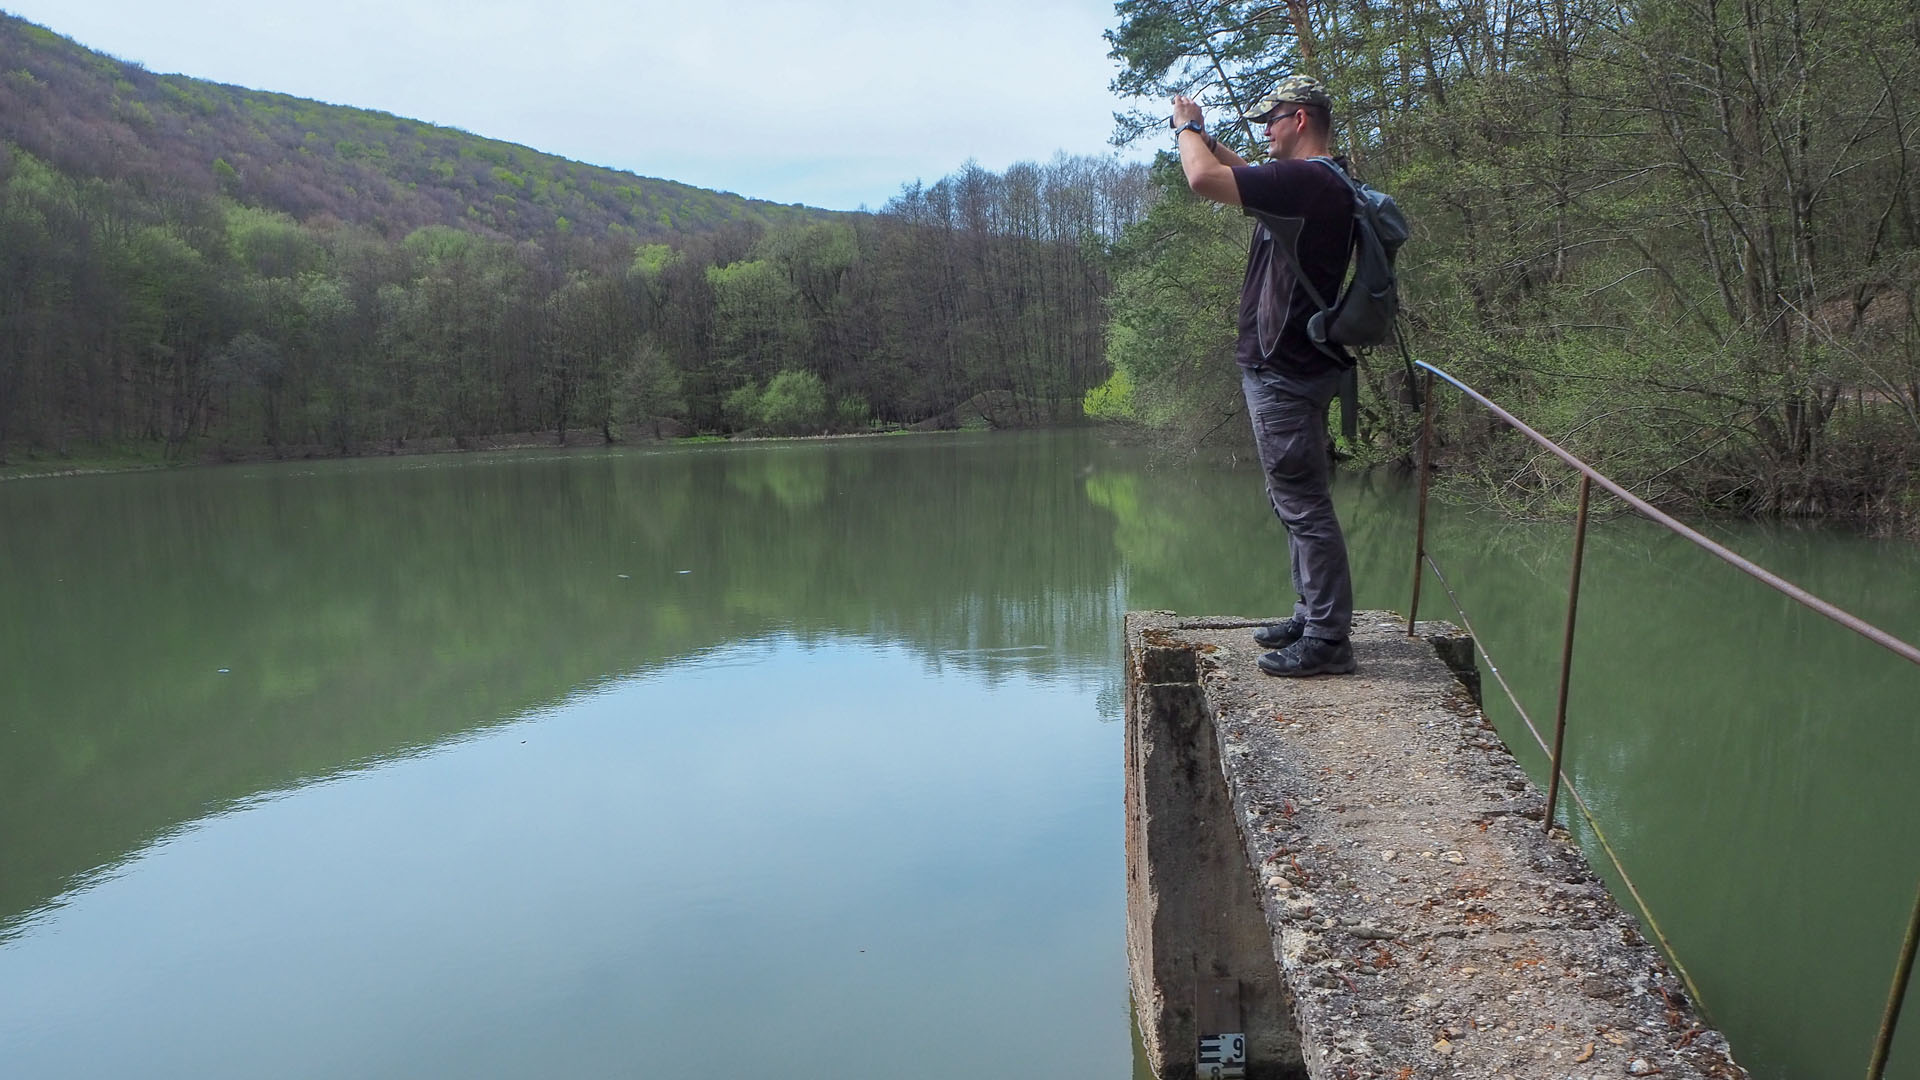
left=1171, top=94, right=1204, bottom=130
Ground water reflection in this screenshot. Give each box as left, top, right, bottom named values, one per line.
left=4, top=431, right=1920, bottom=1079
left=0, top=433, right=1127, bottom=930
left=0, top=640, right=1127, bottom=1078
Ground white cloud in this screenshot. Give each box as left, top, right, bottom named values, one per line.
left=4, top=0, right=1158, bottom=209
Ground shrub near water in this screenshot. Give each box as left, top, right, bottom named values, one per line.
left=755, top=370, right=829, bottom=434
left=728, top=370, right=861, bottom=436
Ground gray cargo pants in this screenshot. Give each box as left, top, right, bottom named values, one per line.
left=1241, top=365, right=1354, bottom=641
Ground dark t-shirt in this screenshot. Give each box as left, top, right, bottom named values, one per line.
left=1231, top=158, right=1355, bottom=390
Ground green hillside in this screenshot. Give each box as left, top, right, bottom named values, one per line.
left=0, top=13, right=1149, bottom=466
left=0, top=12, right=820, bottom=243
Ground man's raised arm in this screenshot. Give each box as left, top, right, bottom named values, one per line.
left=1171, top=94, right=1244, bottom=206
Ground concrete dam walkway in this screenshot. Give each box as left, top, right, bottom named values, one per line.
left=1124, top=610, right=1747, bottom=1079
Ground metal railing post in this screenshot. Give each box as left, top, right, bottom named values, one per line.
left=1542, top=473, right=1592, bottom=831
left=1406, top=369, right=1436, bottom=636
left=1867, top=877, right=1920, bottom=1079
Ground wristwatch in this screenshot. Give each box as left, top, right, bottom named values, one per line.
left=1174, top=121, right=1217, bottom=151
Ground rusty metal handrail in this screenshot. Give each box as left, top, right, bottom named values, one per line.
left=1401, top=360, right=1920, bottom=1080
left=1410, top=362, right=1920, bottom=667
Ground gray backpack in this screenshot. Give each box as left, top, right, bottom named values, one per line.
left=1244, top=157, right=1407, bottom=364
left=1244, top=158, right=1412, bottom=435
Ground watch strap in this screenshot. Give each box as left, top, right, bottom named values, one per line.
left=1174, top=121, right=1218, bottom=152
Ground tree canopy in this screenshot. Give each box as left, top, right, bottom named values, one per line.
left=1101, top=0, right=1920, bottom=521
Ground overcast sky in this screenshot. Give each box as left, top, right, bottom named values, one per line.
left=4, top=0, right=1160, bottom=211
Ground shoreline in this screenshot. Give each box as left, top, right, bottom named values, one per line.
left=0, top=425, right=1016, bottom=483
left=6, top=426, right=1908, bottom=540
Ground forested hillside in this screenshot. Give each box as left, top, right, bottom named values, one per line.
left=1102, top=0, right=1920, bottom=524
left=0, top=14, right=1149, bottom=463
left=0, top=13, right=815, bottom=243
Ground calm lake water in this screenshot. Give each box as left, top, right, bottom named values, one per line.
left=3, top=429, right=1919, bottom=1078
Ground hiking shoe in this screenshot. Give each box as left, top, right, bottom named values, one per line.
left=1252, top=617, right=1306, bottom=649
left=1257, top=636, right=1356, bottom=677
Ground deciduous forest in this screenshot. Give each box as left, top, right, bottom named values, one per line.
left=0, top=14, right=1149, bottom=459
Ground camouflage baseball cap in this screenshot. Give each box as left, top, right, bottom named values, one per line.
left=1242, top=75, right=1333, bottom=122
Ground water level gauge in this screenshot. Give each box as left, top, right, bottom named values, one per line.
left=1198, top=1032, right=1245, bottom=1079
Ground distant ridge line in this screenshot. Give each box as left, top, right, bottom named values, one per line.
left=0, top=11, right=837, bottom=245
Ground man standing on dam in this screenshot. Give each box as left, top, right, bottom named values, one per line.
left=1169, top=77, right=1357, bottom=677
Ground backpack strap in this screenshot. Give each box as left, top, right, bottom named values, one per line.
left=1244, top=206, right=1337, bottom=316
left=1337, top=365, right=1359, bottom=441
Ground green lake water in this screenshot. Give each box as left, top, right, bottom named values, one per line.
left=2, top=429, right=1918, bottom=1078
